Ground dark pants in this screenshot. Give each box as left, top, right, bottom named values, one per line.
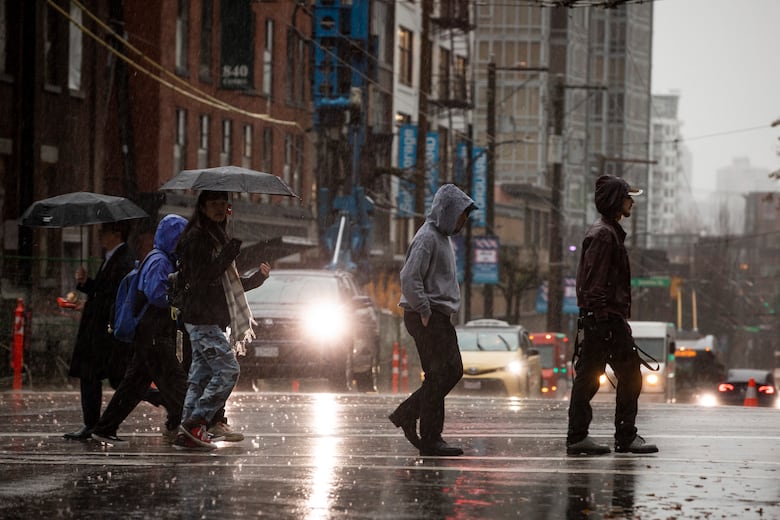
left=392, top=310, right=463, bottom=444
left=78, top=351, right=130, bottom=429
left=94, top=321, right=187, bottom=435
left=567, top=316, right=642, bottom=445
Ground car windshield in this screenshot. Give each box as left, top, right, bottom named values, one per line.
left=246, top=274, right=339, bottom=305
left=633, top=337, right=666, bottom=361
left=533, top=343, right=555, bottom=368
left=457, top=330, right=518, bottom=352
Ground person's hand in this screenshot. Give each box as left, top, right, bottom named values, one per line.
left=258, top=262, right=271, bottom=278
left=75, top=266, right=87, bottom=284
left=421, top=315, right=430, bottom=327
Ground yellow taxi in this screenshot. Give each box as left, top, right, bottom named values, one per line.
left=454, top=319, right=542, bottom=397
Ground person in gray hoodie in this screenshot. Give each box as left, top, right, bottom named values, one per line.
left=389, top=183, right=476, bottom=457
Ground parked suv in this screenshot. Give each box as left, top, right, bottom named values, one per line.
left=243, top=269, right=380, bottom=392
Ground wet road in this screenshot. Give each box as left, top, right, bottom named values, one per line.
left=0, top=389, right=778, bottom=519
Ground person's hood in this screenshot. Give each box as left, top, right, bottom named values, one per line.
left=154, top=214, right=188, bottom=256
left=594, top=175, right=642, bottom=217
left=426, top=184, right=477, bottom=236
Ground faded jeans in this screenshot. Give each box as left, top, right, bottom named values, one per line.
left=182, top=324, right=240, bottom=425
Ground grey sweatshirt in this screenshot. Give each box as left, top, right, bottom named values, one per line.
left=399, top=184, right=476, bottom=319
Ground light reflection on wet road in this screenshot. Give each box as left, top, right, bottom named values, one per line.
left=0, top=390, right=778, bottom=518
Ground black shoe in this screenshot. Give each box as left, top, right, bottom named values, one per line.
left=388, top=411, right=421, bottom=449
left=63, top=426, right=93, bottom=440
left=615, top=435, right=658, bottom=454
left=419, top=439, right=464, bottom=457
left=566, top=436, right=611, bottom=455
left=91, top=432, right=129, bottom=445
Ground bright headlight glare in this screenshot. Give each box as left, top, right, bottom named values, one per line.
left=646, top=373, right=659, bottom=385
left=599, top=374, right=607, bottom=385
left=505, top=361, right=522, bottom=375
left=303, top=303, right=348, bottom=340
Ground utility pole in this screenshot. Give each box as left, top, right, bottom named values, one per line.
left=414, top=0, right=433, bottom=230
left=547, top=75, right=565, bottom=332
left=485, top=61, right=496, bottom=317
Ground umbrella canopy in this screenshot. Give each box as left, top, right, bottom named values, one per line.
left=20, top=192, right=149, bottom=228
left=159, top=166, right=299, bottom=197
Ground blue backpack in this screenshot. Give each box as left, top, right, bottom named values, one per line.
left=113, top=249, right=164, bottom=343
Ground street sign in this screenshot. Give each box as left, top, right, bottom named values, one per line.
left=631, top=276, right=670, bottom=288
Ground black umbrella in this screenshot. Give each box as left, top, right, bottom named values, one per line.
left=20, top=191, right=149, bottom=228
left=159, top=165, right=299, bottom=197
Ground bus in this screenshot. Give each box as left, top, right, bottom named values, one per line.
left=528, top=332, right=572, bottom=398
left=599, top=321, right=676, bottom=403
left=674, top=334, right=725, bottom=404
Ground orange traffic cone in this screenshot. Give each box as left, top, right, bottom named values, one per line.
left=743, top=377, right=759, bottom=407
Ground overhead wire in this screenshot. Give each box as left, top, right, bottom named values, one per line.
left=52, top=0, right=301, bottom=128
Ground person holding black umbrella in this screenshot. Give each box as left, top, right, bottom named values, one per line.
left=173, top=190, right=270, bottom=449
left=63, top=221, right=153, bottom=440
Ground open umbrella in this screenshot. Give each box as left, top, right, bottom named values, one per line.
left=159, top=165, right=299, bottom=197
left=20, top=191, right=149, bottom=228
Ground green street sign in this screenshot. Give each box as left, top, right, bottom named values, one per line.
left=631, top=276, right=670, bottom=288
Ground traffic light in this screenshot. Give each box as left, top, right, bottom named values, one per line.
left=669, top=276, right=682, bottom=300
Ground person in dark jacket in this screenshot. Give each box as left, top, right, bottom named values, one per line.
left=390, top=184, right=476, bottom=457
left=174, top=190, right=270, bottom=449
left=64, top=221, right=138, bottom=440
left=90, top=214, right=189, bottom=444
left=566, top=175, right=658, bottom=456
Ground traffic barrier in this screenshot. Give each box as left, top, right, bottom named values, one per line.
left=400, top=345, right=409, bottom=393
left=743, top=377, right=758, bottom=406
left=391, top=342, right=400, bottom=393
left=12, top=298, right=25, bottom=390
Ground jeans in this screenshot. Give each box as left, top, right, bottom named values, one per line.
left=182, top=324, right=240, bottom=425
left=392, top=310, right=463, bottom=444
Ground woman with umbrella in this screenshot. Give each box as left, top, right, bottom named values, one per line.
left=173, top=190, right=271, bottom=448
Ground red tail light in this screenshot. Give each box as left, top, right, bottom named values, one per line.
left=758, top=385, right=775, bottom=395
left=718, top=383, right=734, bottom=392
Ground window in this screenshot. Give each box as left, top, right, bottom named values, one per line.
left=198, top=114, right=209, bottom=168
left=262, top=19, right=274, bottom=96
left=438, top=47, right=450, bottom=100
left=174, top=109, right=187, bottom=175
left=221, top=119, right=232, bottom=165
left=454, top=55, right=467, bottom=100
left=175, top=0, right=189, bottom=73
left=243, top=125, right=252, bottom=159
left=286, top=28, right=306, bottom=105
left=68, top=3, right=82, bottom=91
left=262, top=127, right=273, bottom=173
left=199, top=0, right=212, bottom=81
left=44, top=2, right=61, bottom=88
left=398, top=27, right=413, bottom=87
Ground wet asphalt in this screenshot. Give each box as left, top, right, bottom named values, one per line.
left=0, top=387, right=778, bottom=519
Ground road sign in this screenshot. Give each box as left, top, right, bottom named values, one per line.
left=631, top=276, right=670, bottom=288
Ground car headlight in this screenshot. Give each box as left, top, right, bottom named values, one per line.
left=302, top=303, right=349, bottom=341
left=645, top=373, right=659, bottom=386
left=697, top=393, right=718, bottom=407
left=599, top=374, right=607, bottom=385
left=505, top=361, right=522, bottom=375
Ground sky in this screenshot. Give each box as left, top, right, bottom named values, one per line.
left=651, top=0, right=780, bottom=195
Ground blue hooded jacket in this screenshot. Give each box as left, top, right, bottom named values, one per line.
left=139, top=214, right=188, bottom=309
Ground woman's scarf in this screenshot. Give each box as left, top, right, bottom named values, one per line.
left=206, top=224, right=256, bottom=355
left=221, top=262, right=256, bottom=356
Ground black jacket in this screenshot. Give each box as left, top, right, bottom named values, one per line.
left=69, top=243, right=135, bottom=381
left=575, top=217, right=632, bottom=320
left=176, top=223, right=267, bottom=328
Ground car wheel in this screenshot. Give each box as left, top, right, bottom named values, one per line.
left=354, top=361, right=378, bottom=393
